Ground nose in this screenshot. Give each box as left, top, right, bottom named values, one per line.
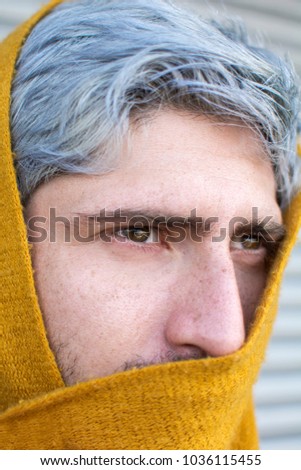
left=164, top=246, right=246, bottom=358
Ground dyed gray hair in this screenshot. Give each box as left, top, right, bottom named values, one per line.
left=11, top=0, right=300, bottom=208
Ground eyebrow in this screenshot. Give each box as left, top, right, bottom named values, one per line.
left=72, top=208, right=230, bottom=239
left=73, top=208, right=187, bottom=221
left=232, top=220, right=286, bottom=242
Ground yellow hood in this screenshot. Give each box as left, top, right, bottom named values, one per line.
left=0, top=0, right=300, bottom=450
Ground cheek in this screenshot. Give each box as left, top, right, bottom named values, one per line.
left=235, top=267, right=267, bottom=327
left=31, top=243, right=178, bottom=380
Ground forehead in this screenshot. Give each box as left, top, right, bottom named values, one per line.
left=28, top=110, right=280, bottom=222
left=126, top=110, right=270, bottom=168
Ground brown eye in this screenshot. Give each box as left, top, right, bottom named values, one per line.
left=241, top=235, right=261, bottom=250
left=128, top=228, right=150, bottom=242
left=118, top=228, right=152, bottom=243
left=230, top=234, right=263, bottom=252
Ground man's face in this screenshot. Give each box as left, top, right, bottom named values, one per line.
left=25, top=111, right=283, bottom=385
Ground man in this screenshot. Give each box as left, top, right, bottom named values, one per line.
left=0, top=0, right=300, bottom=449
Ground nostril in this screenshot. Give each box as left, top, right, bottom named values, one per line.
left=166, top=346, right=210, bottom=362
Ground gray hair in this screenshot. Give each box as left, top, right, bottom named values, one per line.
left=11, top=0, right=301, bottom=208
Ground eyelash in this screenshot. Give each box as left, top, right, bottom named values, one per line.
left=231, top=235, right=265, bottom=251
left=113, top=227, right=164, bottom=252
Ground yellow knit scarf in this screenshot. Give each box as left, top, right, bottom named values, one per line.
left=0, top=0, right=300, bottom=450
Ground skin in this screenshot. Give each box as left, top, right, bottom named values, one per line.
left=25, top=110, right=283, bottom=385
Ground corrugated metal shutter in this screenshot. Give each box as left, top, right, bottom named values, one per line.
left=1, top=0, right=301, bottom=450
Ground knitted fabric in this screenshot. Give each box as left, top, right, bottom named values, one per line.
left=0, top=0, right=300, bottom=450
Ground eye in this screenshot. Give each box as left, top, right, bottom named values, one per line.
left=115, top=227, right=158, bottom=244
left=231, top=234, right=263, bottom=251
